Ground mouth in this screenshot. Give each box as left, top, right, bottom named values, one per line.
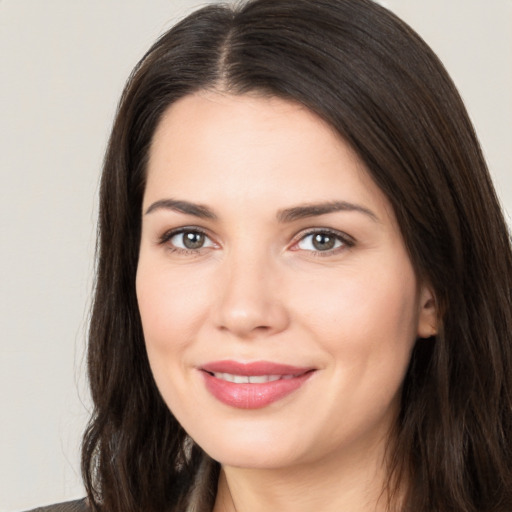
left=199, top=360, right=315, bottom=409
left=206, top=372, right=302, bottom=383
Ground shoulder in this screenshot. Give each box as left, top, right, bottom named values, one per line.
left=24, top=498, right=89, bottom=512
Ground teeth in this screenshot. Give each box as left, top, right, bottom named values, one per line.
left=212, top=372, right=292, bottom=383
left=249, top=374, right=281, bottom=383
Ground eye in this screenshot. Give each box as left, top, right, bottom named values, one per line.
left=160, top=228, right=216, bottom=252
left=294, top=229, right=353, bottom=254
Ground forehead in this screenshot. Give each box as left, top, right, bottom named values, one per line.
left=145, top=92, right=393, bottom=223
left=149, top=91, right=343, bottom=162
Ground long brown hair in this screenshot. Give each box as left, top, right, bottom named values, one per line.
left=82, top=1, right=512, bottom=510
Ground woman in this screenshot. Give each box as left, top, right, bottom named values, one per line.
left=32, top=0, right=512, bottom=510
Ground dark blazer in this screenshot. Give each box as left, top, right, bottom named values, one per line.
left=25, top=499, right=88, bottom=512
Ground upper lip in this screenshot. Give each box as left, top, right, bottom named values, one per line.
left=200, top=360, right=314, bottom=376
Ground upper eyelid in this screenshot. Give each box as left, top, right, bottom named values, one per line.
left=292, top=227, right=355, bottom=244
left=158, top=226, right=212, bottom=244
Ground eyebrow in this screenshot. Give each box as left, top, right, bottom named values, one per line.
left=276, top=201, right=379, bottom=223
left=144, top=198, right=378, bottom=223
left=144, top=199, right=217, bottom=219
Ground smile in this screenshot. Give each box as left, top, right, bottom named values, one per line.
left=210, top=373, right=299, bottom=383
left=199, top=361, right=315, bottom=409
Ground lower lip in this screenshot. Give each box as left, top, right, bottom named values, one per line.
left=201, top=371, right=314, bottom=409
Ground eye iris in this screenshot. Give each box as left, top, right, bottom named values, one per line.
left=312, top=233, right=336, bottom=251
left=183, top=231, right=205, bottom=249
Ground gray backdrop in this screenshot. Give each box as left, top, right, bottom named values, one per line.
left=1, top=1, right=511, bottom=510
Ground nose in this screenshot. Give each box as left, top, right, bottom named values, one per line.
left=213, top=252, right=290, bottom=339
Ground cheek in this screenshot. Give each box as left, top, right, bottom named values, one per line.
left=290, top=264, right=418, bottom=437
left=305, top=268, right=414, bottom=318
left=135, top=262, right=213, bottom=421
left=291, top=259, right=419, bottom=373
left=136, top=262, right=211, bottom=360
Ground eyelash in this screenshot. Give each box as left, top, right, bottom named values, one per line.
left=157, top=227, right=354, bottom=256
left=158, top=227, right=214, bottom=255
left=291, top=228, right=355, bottom=256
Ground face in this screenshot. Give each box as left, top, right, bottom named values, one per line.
left=136, top=92, right=436, bottom=471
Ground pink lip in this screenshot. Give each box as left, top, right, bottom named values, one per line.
left=199, top=360, right=315, bottom=409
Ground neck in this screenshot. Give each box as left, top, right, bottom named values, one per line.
left=212, top=439, right=400, bottom=512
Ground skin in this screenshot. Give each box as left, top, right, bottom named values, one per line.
left=136, top=92, right=437, bottom=511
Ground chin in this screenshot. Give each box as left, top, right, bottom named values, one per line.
left=185, top=416, right=310, bottom=469
left=205, top=442, right=304, bottom=470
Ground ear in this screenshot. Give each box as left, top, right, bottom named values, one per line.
left=417, top=285, right=438, bottom=339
